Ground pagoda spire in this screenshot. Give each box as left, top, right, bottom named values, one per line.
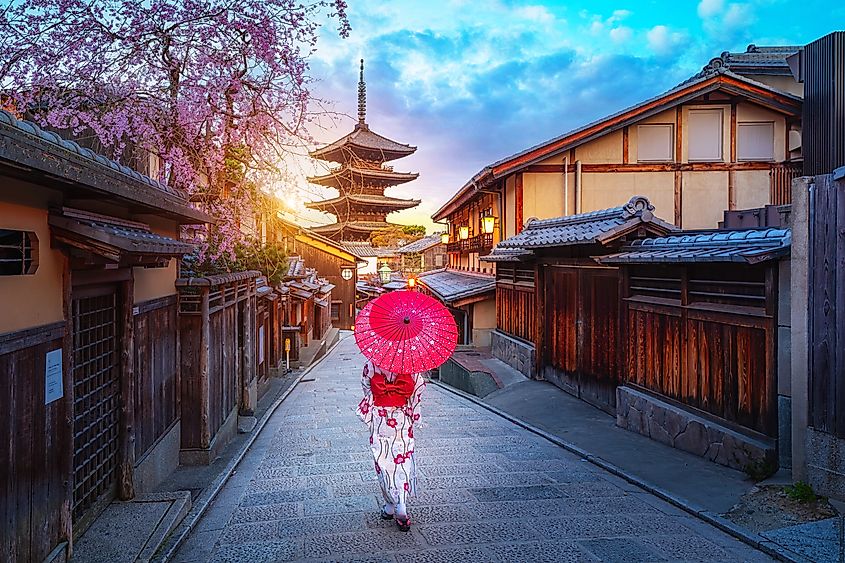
left=357, top=59, right=367, bottom=127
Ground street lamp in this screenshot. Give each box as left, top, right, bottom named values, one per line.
left=440, top=232, right=449, bottom=244
left=482, top=215, right=496, bottom=234
left=458, top=226, right=469, bottom=240
left=408, top=276, right=416, bottom=289
left=378, top=264, right=391, bottom=284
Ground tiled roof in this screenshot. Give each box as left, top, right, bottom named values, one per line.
left=689, top=45, right=799, bottom=81
left=482, top=196, right=675, bottom=260
left=397, top=234, right=443, bottom=254
left=307, top=166, right=419, bottom=187
left=416, top=268, right=496, bottom=304
left=340, top=241, right=398, bottom=258
left=286, top=256, right=306, bottom=278
left=48, top=212, right=195, bottom=257
left=305, top=193, right=420, bottom=211
left=0, top=109, right=208, bottom=223
left=310, top=221, right=405, bottom=236
left=481, top=247, right=534, bottom=262
left=600, top=228, right=791, bottom=265
left=310, top=125, right=416, bottom=163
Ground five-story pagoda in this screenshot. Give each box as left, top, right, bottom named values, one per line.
left=306, top=60, right=420, bottom=242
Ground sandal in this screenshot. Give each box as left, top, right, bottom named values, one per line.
left=395, top=515, right=411, bottom=532
left=380, top=507, right=394, bottom=520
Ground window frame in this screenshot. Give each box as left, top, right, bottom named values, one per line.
left=737, top=121, right=775, bottom=162
left=0, top=229, right=39, bottom=276
left=687, top=108, right=725, bottom=162
left=636, top=123, right=675, bottom=162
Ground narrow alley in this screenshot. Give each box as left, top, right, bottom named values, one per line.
left=171, top=335, right=771, bottom=563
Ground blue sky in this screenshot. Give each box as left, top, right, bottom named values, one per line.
left=280, top=0, right=841, bottom=232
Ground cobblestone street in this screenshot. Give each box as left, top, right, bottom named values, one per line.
left=173, top=336, right=772, bottom=562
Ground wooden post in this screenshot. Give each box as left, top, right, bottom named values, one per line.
left=200, top=287, right=211, bottom=449
left=60, top=257, right=74, bottom=557
left=515, top=173, right=524, bottom=234
left=674, top=171, right=683, bottom=228
left=622, top=126, right=629, bottom=164
left=534, top=263, right=545, bottom=380
left=674, top=106, right=683, bottom=227
left=117, top=276, right=135, bottom=500
left=240, top=286, right=256, bottom=416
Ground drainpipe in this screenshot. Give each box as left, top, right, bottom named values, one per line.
left=575, top=160, right=583, bottom=214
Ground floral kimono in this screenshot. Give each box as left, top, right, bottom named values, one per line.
left=356, top=360, right=426, bottom=507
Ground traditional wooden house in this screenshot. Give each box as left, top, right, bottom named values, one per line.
left=601, top=226, right=791, bottom=471
left=434, top=46, right=803, bottom=272
left=273, top=217, right=361, bottom=330
left=482, top=196, right=675, bottom=410
left=416, top=268, right=497, bottom=345
left=397, top=233, right=448, bottom=275
left=0, top=109, right=209, bottom=561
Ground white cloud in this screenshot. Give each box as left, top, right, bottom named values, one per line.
left=590, top=20, right=604, bottom=35
left=608, top=9, right=632, bottom=25
left=609, top=26, right=633, bottom=44
left=697, top=0, right=724, bottom=18
left=515, top=5, right=555, bottom=23
left=646, top=25, right=685, bottom=56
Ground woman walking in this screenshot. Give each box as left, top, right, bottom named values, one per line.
left=353, top=288, right=458, bottom=532
left=357, top=360, right=425, bottom=531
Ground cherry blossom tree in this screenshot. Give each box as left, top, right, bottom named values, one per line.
left=0, top=0, right=350, bottom=257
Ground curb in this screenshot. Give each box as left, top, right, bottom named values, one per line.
left=152, top=333, right=351, bottom=562
left=430, top=380, right=800, bottom=563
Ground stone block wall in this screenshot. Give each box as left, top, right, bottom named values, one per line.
left=806, top=428, right=845, bottom=500
left=491, top=330, right=535, bottom=378
left=616, top=386, right=776, bottom=472
left=439, top=357, right=500, bottom=398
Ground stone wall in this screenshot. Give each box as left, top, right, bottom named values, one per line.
left=439, top=357, right=500, bottom=398
left=616, top=386, right=776, bottom=472
left=806, top=428, right=845, bottom=500
left=491, top=330, right=535, bottom=377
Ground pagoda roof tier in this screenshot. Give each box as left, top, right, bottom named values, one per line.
left=305, top=193, right=421, bottom=213
left=310, top=124, right=417, bottom=163
left=309, top=221, right=403, bottom=237
left=307, top=165, right=419, bottom=189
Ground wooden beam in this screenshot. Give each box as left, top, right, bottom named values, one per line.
left=728, top=170, right=736, bottom=211
left=60, top=256, right=74, bottom=557
left=622, top=126, right=629, bottom=164
left=675, top=106, right=683, bottom=163
left=515, top=173, right=524, bottom=235
left=674, top=171, right=683, bottom=228
left=730, top=103, right=738, bottom=165
left=521, top=162, right=773, bottom=174
left=534, top=264, right=545, bottom=380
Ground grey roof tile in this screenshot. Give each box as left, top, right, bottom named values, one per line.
left=490, top=196, right=674, bottom=253
left=397, top=234, right=443, bottom=254
left=601, top=228, right=791, bottom=264
left=416, top=269, right=495, bottom=304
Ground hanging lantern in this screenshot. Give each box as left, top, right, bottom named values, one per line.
left=482, top=216, right=496, bottom=234
left=378, top=264, right=392, bottom=284
left=459, top=226, right=469, bottom=240
left=440, top=232, right=449, bottom=244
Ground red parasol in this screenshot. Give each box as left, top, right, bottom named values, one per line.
left=354, top=290, right=458, bottom=374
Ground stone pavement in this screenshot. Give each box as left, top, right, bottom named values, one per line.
left=172, top=335, right=773, bottom=562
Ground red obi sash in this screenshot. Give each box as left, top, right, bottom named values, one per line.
left=371, top=372, right=415, bottom=407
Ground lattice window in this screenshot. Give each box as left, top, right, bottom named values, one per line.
left=330, top=301, right=341, bottom=320
left=628, top=265, right=682, bottom=302
left=72, top=290, right=120, bottom=523
left=0, top=229, right=38, bottom=275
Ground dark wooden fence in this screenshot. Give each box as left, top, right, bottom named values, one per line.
left=496, top=284, right=535, bottom=343
left=133, top=296, right=179, bottom=460
left=770, top=163, right=802, bottom=206
left=0, top=323, right=70, bottom=563
left=808, top=173, right=845, bottom=437
left=176, top=272, right=257, bottom=457
left=623, top=263, right=777, bottom=436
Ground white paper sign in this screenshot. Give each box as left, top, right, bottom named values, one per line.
left=45, top=348, right=63, bottom=405
left=259, top=326, right=265, bottom=364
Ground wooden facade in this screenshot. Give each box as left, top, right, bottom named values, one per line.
left=622, top=263, right=778, bottom=436
left=0, top=107, right=208, bottom=560
left=176, top=273, right=257, bottom=460
left=808, top=173, right=845, bottom=437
